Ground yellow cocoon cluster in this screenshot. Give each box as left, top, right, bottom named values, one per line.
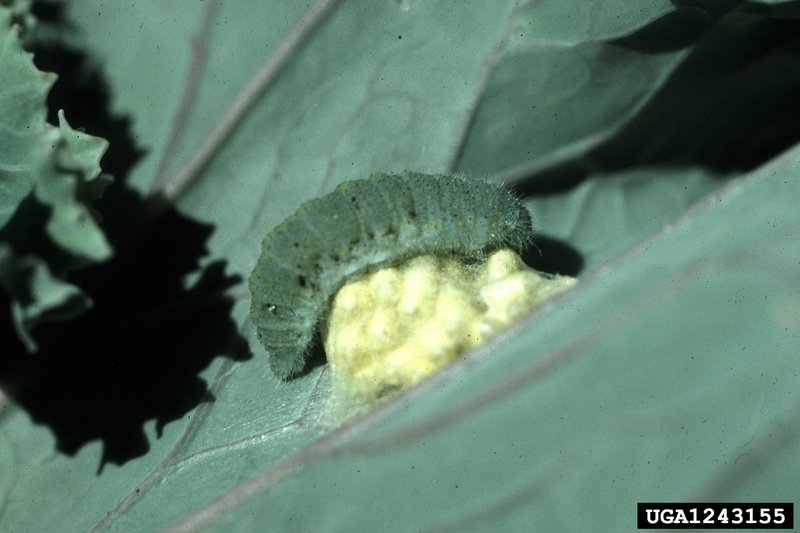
left=322, top=248, right=576, bottom=415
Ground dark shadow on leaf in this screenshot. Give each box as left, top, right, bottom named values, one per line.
left=522, top=235, right=584, bottom=278
left=0, top=0, right=251, bottom=473
left=613, top=5, right=714, bottom=53
left=0, top=201, right=249, bottom=472
left=518, top=0, right=800, bottom=195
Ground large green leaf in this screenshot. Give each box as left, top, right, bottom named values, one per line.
left=0, top=0, right=798, bottom=531
left=174, top=144, right=800, bottom=531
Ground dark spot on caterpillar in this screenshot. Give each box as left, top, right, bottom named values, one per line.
left=249, top=171, right=534, bottom=379
left=265, top=303, right=295, bottom=318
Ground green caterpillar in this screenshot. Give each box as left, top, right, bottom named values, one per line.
left=249, top=172, right=534, bottom=379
